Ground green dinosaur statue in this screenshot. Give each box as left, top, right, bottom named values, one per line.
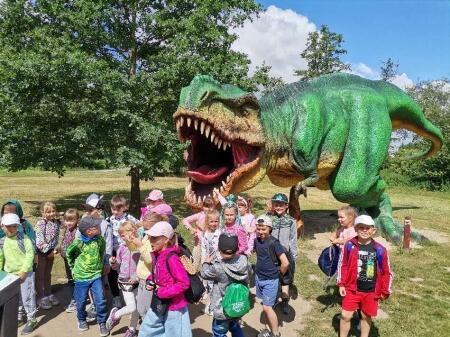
left=173, top=73, right=443, bottom=241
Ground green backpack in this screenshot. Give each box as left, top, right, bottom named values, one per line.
left=222, top=280, right=250, bottom=318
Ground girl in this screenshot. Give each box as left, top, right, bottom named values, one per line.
left=35, top=201, right=60, bottom=310
left=138, top=221, right=191, bottom=337
left=237, top=195, right=256, bottom=256
left=221, top=201, right=248, bottom=255
left=106, top=221, right=141, bottom=337
left=330, top=205, right=358, bottom=248
left=183, top=196, right=215, bottom=271
left=58, top=208, right=79, bottom=313
left=134, top=212, right=167, bottom=319
left=200, top=209, right=221, bottom=315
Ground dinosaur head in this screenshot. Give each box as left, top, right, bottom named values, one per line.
left=173, top=75, right=266, bottom=208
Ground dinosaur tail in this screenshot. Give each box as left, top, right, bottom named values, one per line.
left=381, top=83, right=443, bottom=159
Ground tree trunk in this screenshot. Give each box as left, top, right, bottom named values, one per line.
left=129, top=167, right=141, bottom=217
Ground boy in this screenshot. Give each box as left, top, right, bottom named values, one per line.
left=337, top=215, right=393, bottom=337
left=105, top=195, right=137, bottom=308
left=0, top=213, right=37, bottom=335
left=0, top=199, right=36, bottom=247
left=269, top=193, right=297, bottom=314
left=201, top=233, right=248, bottom=337
left=255, top=215, right=289, bottom=337
left=67, top=216, right=109, bottom=337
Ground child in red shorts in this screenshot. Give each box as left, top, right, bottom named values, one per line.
left=337, top=215, right=393, bottom=337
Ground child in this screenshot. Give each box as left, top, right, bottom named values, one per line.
left=0, top=199, right=36, bottom=247
left=138, top=221, right=191, bottom=337
left=134, top=213, right=167, bottom=319
left=337, top=215, right=393, bottom=337
left=106, top=221, right=140, bottom=337
left=35, top=201, right=60, bottom=309
left=58, top=208, right=79, bottom=313
left=269, top=193, right=298, bottom=315
left=330, top=205, right=357, bottom=247
left=183, top=196, right=215, bottom=271
left=201, top=233, right=249, bottom=337
left=254, top=215, right=289, bottom=337
left=0, top=213, right=37, bottom=335
left=67, top=216, right=109, bottom=337
left=237, top=196, right=256, bottom=256
left=221, top=201, right=248, bottom=255
left=140, top=189, right=166, bottom=220
left=105, top=195, right=138, bottom=308
left=200, top=209, right=221, bottom=315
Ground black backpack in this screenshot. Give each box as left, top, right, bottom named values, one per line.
left=268, top=236, right=296, bottom=285
left=165, top=244, right=205, bottom=303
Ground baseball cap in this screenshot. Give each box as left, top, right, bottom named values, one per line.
left=151, top=203, right=172, bottom=216
left=146, top=221, right=174, bottom=238
left=354, top=215, right=375, bottom=227
left=218, top=233, right=238, bottom=254
left=271, top=193, right=288, bottom=204
left=78, top=216, right=102, bottom=236
left=84, top=193, right=104, bottom=209
left=146, top=189, right=164, bottom=201
left=1, top=213, right=21, bottom=226
left=256, top=214, right=273, bottom=227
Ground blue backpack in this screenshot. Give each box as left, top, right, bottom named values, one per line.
left=318, top=244, right=340, bottom=277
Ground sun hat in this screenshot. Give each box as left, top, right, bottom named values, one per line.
left=146, top=189, right=164, bottom=201
left=256, top=214, right=273, bottom=227
left=146, top=221, right=174, bottom=238
left=271, top=193, right=288, bottom=204
left=1, top=213, right=21, bottom=226
left=84, top=193, right=104, bottom=209
left=354, top=215, right=375, bottom=227
left=218, top=233, right=238, bottom=254
left=151, top=203, right=173, bottom=216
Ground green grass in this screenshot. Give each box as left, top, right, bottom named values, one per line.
left=1, top=169, right=449, bottom=336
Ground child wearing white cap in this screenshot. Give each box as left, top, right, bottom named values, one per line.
left=0, top=213, right=37, bottom=335
left=337, top=215, right=393, bottom=337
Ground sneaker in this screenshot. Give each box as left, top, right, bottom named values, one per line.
left=65, top=299, right=77, bottom=313
left=78, top=320, right=89, bottom=332
left=257, top=329, right=274, bottom=337
left=106, top=307, right=120, bottom=331
left=99, top=323, right=110, bottom=337
left=281, top=299, right=290, bottom=315
left=86, top=310, right=97, bottom=323
left=21, top=319, right=38, bottom=335
left=49, top=294, right=60, bottom=306
left=39, top=297, right=52, bottom=310
left=112, top=296, right=122, bottom=309
left=124, top=328, right=138, bottom=337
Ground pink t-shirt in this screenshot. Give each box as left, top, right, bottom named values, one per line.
left=336, top=226, right=357, bottom=247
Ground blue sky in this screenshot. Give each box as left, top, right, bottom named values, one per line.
left=256, top=0, right=450, bottom=82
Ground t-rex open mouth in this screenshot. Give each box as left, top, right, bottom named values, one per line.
left=175, top=114, right=262, bottom=205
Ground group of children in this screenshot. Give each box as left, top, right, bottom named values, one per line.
left=0, top=188, right=392, bottom=337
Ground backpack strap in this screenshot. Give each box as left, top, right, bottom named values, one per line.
left=164, top=251, right=178, bottom=280
left=0, top=237, right=5, bottom=251
left=267, top=237, right=280, bottom=267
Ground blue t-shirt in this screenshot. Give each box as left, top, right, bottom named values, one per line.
left=255, top=236, right=285, bottom=280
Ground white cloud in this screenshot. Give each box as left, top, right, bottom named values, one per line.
left=389, top=73, right=414, bottom=90
left=232, top=5, right=316, bottom=83
left=349, top=62, right=379, bottom=80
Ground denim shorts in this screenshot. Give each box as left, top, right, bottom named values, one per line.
left=256, top=275, right=279, bottom=306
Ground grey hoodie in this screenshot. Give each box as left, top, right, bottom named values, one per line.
left=201, top=254, right=248, bottom=320
left=270, top=213, right=298, bottom=259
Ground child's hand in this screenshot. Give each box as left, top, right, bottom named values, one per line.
left=109, top=256, right=117, bottom=265
left=131, top=236, right=143, bottom=248
left=339, top=286, right=346, bottom=297
left=18, top=271, right=26, bottom=280
left=204, top=255, right=213, bottom=264
left=266, top=201, right=274, bottom=213
left=189, top=227, right=197, bottom=235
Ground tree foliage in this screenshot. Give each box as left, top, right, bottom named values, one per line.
left=294, top=25, right=351, bottom=80
left=380, top=57, right=399, bottom=81
left=386, top=79, right=449, bottom=190
left=0, top=0, right=266, bottom=212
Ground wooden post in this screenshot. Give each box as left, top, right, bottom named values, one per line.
left=403, top=216, right=411, bottom=252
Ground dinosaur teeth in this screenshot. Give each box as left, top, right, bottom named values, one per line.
left=210, top=132, right=215, bottom=143
left=221, top=181, right=226, bottom=187
left=220, top=186, right=224, bottom=192
left=200, top=121, right=205, bottom=134
left=180, top=117, right=184, bottom=127
left=187, top=117, right=191, bottom=127
left=176, top=119, right=180, bottom=130
left=214, top=137, right=219, bottom=145
left=194, top=119, right=198, bottom=130
left=205, top=125, right=210, bottom=138
left=217, top=139, right=222, bottom=149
